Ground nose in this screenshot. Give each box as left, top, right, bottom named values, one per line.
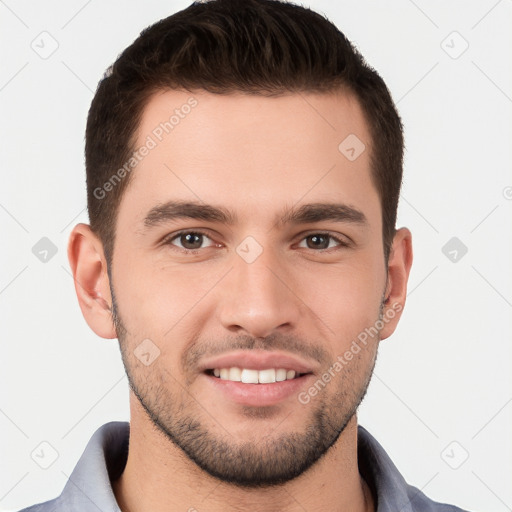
left=217, top=248, right=302, bottom=338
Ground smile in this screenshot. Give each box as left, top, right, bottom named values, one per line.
left=207, top=367, right=306, bottom=383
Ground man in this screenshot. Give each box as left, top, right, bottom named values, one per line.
left=19, top=0, right=469, bottom=510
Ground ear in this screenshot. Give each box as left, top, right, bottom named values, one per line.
left=67, top=223, right=116, bottom=339
left=380, top=227, right=413, bottom=340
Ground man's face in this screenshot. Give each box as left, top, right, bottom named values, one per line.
left=110, top=90, right=389, bottom=486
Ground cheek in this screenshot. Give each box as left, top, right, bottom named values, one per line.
left=294, top=258, right=385, bottom=347
left=111, top=252, right=224, bottom=342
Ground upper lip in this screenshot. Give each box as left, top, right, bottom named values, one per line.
left=198, top=350, right=318, bottom=374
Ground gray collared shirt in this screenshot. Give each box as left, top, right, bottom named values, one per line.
left=18, top=421, right=469, bottom=512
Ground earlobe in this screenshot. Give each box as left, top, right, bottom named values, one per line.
left=67, top=223, right=117, bottom=339
left=380, top=227, right=413, bottom=340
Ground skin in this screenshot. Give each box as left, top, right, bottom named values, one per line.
left=68, top=89, right=413, bottom=512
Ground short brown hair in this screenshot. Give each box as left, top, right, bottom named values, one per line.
left=86, top=0, right=403, bottom=263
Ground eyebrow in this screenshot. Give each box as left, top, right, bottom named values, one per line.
left=278, top=202, right=368, bottom=227
left=143, top=200, right=236, bottom=228
left=142, top=200, right=367, bottom=230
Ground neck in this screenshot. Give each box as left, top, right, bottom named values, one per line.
left=113, top=394, right=374, bottom=512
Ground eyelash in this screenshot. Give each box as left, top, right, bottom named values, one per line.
left=163, top=230, right=350, bottom=253
left=297, top=232, right=350, bottom=250
left=164, top=230, right=219, bottom=252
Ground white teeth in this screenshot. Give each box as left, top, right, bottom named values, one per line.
left=258, top=368, right=276, bottom=384
left=241, top=369, right=259, bottom=384
left=286, top=370, right=296, bottom=380
left=211, top=367, right=301, bottom=383
left=276, top=368, right=287, bottom=382
left=228, top=367, right=242, bottom=381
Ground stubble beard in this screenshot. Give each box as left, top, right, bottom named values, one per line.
left=112, top=293, right=379, bottom=488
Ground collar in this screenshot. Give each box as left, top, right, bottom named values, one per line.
left=49, top=421, right=464, bottom=512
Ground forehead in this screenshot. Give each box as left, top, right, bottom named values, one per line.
left=118, top=89, right=380, bottom=230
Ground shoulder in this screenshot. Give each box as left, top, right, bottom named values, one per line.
left=14, top=421, right=129, bottom=512
left=16, top=498, right=59, bottom=512
left=357, top=425, right=472, bottom=512
left=404, top=483, right=471, bottom=512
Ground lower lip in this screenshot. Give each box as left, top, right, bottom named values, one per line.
left=203, top=373, right=313, bottom=407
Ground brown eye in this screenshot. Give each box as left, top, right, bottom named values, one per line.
left=169, top=232, right=215, bottom=250
left=305, top=234, right=330, bottom=249
left=298, top=233, right=346, bottom=250
left=180, top=233, right=203, bottom=249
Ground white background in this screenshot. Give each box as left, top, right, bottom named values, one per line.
left=1, top=1, right=511, bottom=511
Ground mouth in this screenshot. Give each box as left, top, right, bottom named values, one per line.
left=203, top=368, right=313, bottom=407
left=199, top=350, right=318, bottom=406
left=205, top=367, right=310, bottom=383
